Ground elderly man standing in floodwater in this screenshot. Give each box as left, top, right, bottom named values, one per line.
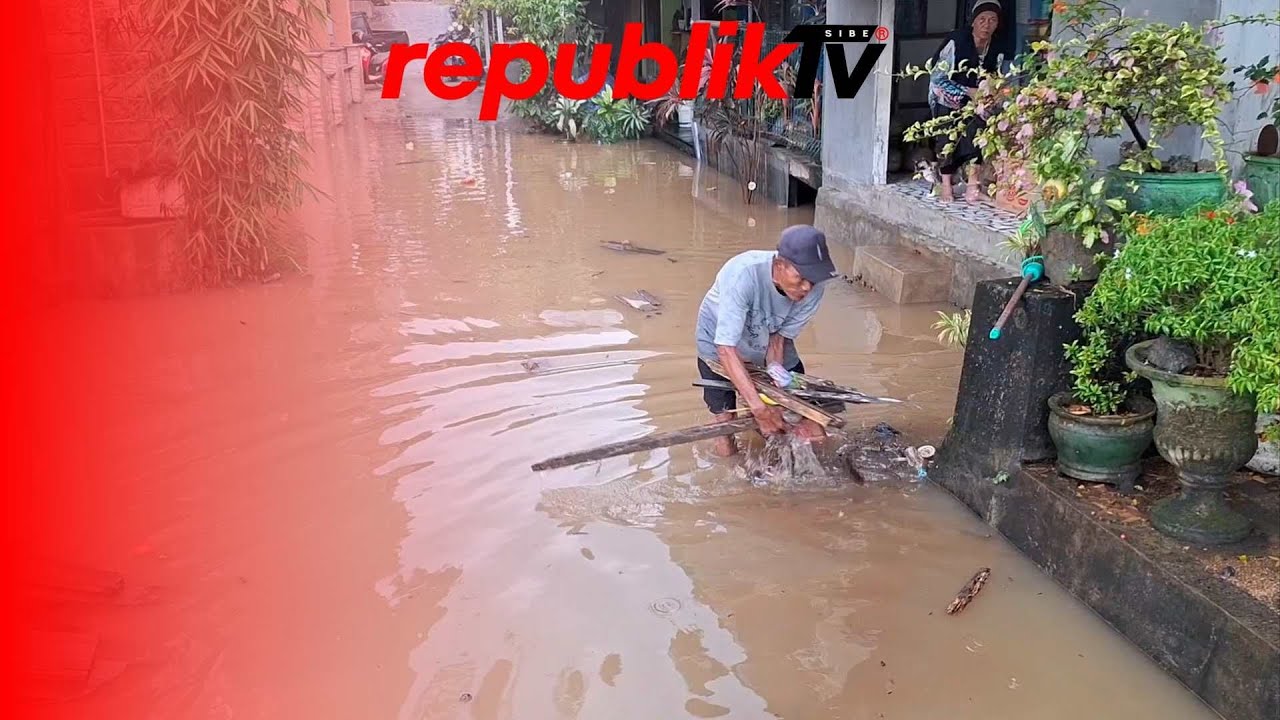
left=696, top=224, right=838, bottom=457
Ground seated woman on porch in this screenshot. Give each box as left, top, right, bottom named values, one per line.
left=927, top=0, right=1003, bottom=203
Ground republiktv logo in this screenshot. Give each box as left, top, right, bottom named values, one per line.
left=381, top=22, right=891, bottom=120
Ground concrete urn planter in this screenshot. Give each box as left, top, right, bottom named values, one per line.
left=1247, top=413, right=1279, bottom=476
left=1126, top=339, right=1257, bottom=545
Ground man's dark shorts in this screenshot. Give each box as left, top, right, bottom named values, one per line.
left=697, top=356, right=806, bottom=415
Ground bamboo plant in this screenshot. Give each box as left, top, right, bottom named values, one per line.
left=141, top=0, right=324, bottom=285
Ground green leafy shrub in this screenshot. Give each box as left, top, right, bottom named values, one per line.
left=1065, top=200, right=1280, bottom=417
left=585, top=87, right=651, bottom=143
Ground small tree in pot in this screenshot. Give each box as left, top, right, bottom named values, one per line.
left=1065, top=199, right=1280, bottom=545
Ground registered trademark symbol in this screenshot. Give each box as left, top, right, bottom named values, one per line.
left=875, top=26, right=890, bottom=41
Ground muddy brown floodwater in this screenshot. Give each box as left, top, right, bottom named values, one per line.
left=22, top=3, right=1223, bottom=719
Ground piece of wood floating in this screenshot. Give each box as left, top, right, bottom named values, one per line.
left=531, top=417, right=759, bottom=471
left=30, top=559, right=125, bottom=602
left=946, top=567, right=992, bottom=615
left=702, top=358, right=844, bottom=429
left=24, top=629, right=99, bottom=683
left=600, top=241, right=666, bottom=255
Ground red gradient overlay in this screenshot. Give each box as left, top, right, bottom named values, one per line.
left=7, top=1, right=56, bottom=715
left=7, top=2, right=166, bottom=717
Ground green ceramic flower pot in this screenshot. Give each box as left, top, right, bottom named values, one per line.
left=1109, top=169, right=1227, bottom=216
left=1047, top=392, right=1155, bottom=490
left=1125, top=340, right=1257, bottom=545
left=1241, top=154, right=1280, bottom=211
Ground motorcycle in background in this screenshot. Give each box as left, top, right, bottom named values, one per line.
left=353, top=29, right=390, bottom=86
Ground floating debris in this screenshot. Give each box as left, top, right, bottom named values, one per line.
left=614, top=289, right=663, bottom=312
left=946, top=567, right=992, bottom=615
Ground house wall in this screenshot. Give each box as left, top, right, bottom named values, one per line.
left=1059, top=0, right=1220, bottom=168
left=42, top=0, right=362, bottom=214
left=821, top=0, right=897, bottom=189
left=44, top=0, right=157, bottom=211
left=1215, top=0, right=1280, bottom=167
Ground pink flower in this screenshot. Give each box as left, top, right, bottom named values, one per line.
left=1045, top=89, right=1059, bottom=103
left=1017, top=123, right=1034, bottom=141
left=1017, top=93, right=1031, bottom=107
left=1234, top=180, right=1259, bottom=212
left=1069, top=90, right=1084, bottom=108
left=998, top=119, right=1010, bottom=132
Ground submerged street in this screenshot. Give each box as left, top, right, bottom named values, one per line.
left=25, top=3, right=1225, bottom=719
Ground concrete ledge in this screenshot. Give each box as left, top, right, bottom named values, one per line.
left=930, top=457, right=1279, bottom=720
left=815, top=184, right=1019, bottom=308
left=47, top=214, right=189, bottom=300
left=851, top=244, right=953, bottom=304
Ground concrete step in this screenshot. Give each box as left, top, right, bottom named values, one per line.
left=851, top=244, right=955, bottom=305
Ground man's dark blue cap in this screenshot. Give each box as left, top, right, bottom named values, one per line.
left=777, top=224, right=838, bottom=285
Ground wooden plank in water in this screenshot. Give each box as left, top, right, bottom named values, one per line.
left=600, top=241, right=666, bottom=255
left=531, top=417, right=758, bottom=471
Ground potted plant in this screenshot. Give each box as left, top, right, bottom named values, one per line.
left=902, top=0, right=1242, bottom=282
left=1046, top=389, right=1155, bottom=491
left=1065, top=200, right=1280, bottom=545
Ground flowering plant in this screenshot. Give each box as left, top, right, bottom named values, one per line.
left=1063, top=200, right=1280, bottom=420
left=901, top=0, right=1258, bottom=249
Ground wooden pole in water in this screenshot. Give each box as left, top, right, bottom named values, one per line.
left=531, top=417, right=759, bottom=471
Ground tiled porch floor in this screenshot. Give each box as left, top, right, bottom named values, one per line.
left=889, top=179, right=1024, bottom=236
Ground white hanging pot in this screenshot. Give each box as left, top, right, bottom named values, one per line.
left=676, top=100, right=695, bottom=128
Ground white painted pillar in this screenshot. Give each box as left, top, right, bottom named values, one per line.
left=821, top=0, right=896, bottom=189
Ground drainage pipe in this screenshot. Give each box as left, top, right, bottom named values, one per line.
left=87, top=0, right=111, bottom=176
